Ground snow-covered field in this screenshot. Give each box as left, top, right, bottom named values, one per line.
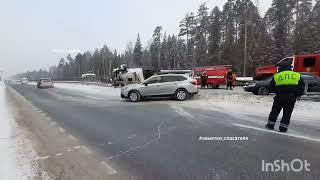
left=0, top=82, right=42, bottom=180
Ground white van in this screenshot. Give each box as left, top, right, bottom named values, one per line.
left=21, top=78, right=28, bottom=84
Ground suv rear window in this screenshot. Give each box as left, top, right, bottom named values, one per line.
left=161, top=75, right=187, bottom=82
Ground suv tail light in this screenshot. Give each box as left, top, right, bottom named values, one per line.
left=190, top=79, right=197, bottom=85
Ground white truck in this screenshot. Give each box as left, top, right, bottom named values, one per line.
left=21, top=77, right=28, bottom=84
left=112, top=65, right=159, bottom=87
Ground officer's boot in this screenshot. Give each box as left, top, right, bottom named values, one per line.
left=265, top=123, right=275, bottom=130
left=279, top=126, right=288, bottom=133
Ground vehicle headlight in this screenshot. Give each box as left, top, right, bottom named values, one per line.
left=121, top=86, right=129, bottom=90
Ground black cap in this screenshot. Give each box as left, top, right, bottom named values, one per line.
left=278, top=63, right=292, bottom=72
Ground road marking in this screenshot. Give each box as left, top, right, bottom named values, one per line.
left=171, top=105, right=209, bottom=126
left=50, top=122, right=57, bottom=126
left=127, top=134, right=136, bottom=139
left=72, top=146, right=81, bottom=149
left=171, top=106, right=194, bottom=119
left=107, top=142, right=113, bottom=145
left=99, top=161, right=117, bottom=175
left=233, top=123, right=320, bottom=143
left=68, top=135, right=78, bottom=141
left=67, top=148, right=73, bottom=152
left=36, top=156, right=50, bottom=160
left=58, top=127, right=66, bottom=133
left=81, top=146, right=92, bottom=154
left=85, top=96, right=104, bottom=100
left=55, top=153, right=63, bottom=156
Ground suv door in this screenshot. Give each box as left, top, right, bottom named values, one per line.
left=139, top=76, right=162, bottom=96
left=159, top=75, right=186, bottom=95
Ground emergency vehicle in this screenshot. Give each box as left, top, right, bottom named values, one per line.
left=255, top=52, right=320, bottom=80
left=192, top=65, right=232, bottom=88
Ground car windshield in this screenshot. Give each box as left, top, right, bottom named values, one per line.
left=2, top=0, right=320, bottom=179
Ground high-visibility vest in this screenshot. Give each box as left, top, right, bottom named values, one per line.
left=274, top=71, right=301, bottom=86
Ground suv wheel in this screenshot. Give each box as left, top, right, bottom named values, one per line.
left=175, top=89, right=188, bottom=101
left=258, top=86, right=269, bottom=95
left=129, top=91, right=140, bottom=102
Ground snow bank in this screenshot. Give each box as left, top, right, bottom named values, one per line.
left=0, top=82, right=49, bottom=180
left=53, top=83, right=120, bottom=97
left=187, top=87, right=320, bottom=124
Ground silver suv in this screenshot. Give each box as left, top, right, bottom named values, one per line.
left=121, top=74, right=198, bottom=102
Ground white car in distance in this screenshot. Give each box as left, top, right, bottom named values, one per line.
left=37, top=78, right=54, bottom=88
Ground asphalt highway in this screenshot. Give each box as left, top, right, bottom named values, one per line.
left=7, top=83, right=320, bottom=180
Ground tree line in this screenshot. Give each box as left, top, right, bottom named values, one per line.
left=15, top=0, right=320, bottom=80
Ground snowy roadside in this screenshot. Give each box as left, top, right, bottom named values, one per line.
left=53, top=82, right=120, bottom=97
left=186, top=87, right=320, bottom=125
left=0, top=82, right=50, bottom=180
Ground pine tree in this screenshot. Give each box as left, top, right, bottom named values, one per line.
left=194, top=32, right=208, bottom=66
left=150, top=26, right=163, bottom=69
left=160, top=32, right=168, bottom=69
left=133, top=33, right=143, bottom=67
left=221, top=0, right=237, bottom=65
left=179, top=13, right=196, bottom=66
left=267, top=0, right=295, bottom=60
left=308, top=0, right=320, bottom=51
left=208, top=6, right=222, bottom=65
left=293, top=0, right=313, bottom=53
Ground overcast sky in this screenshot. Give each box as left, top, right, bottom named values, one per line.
left=0, top=0, right=272, bottom=76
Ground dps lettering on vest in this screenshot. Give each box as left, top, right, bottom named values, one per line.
left=274, top=71, right=301, bottom=86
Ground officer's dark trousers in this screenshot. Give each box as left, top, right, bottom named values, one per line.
left=226, top=80, right=233, bottom=90
left=268, top=94, right=297, bottom=129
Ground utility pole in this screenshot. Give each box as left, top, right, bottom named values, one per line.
left=243, top=0, right=248, bottom=77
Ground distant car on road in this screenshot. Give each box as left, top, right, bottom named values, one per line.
left=244, top=74, right=320, bottom=95
left=37, top=78, right=54, bottom=88
left=21, top=78, right=28, bottom=84
left=121, top=74, right=198, bottom=102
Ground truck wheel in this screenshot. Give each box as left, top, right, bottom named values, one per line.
left=258, top=86, right=269, bottom=95
left=175, top=89, right=188, bottom=101
left=128, top=91, right=141, bottom=102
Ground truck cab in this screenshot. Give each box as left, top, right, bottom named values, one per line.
left=255, top=52, right=320, bottom=80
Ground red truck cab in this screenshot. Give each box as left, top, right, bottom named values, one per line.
left=193, top=65, right=232, bottom=88
left=255, top=52, right=320, bottom=80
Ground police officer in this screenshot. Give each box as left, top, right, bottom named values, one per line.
left=265, top=63, right=305, bottom=132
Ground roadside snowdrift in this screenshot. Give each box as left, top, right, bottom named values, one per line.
left=0, top=82, right=49, bottom=180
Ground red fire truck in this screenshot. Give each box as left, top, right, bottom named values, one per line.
left=255, top=52, right=320, bottom=80
left=192, top=65, right=232, bottom=88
